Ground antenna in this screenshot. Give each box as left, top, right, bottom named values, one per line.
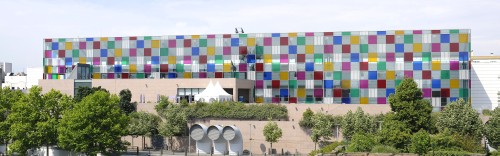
left=235, top=28, right=239, bottom=34
left=241, top=28, right=244, bottom=33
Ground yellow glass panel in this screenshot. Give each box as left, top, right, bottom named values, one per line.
left=65, top=42, right=72, bottom=50
left=247, top=38, right=256, bottom=46
left=459, top=34, right=469, bottom=43
left=360, top=97, right=369, bottom=104
left=79, top=58, right=86, bottom=64
left=386, top=71, right=395, bottom=80
left=413, top=43, right=422, bottom=52
left=152, top=40, right=160, bottom=48
left=168, top=56, right=176, bottom=64
left=93, top=73, right=101, bottom=79
left=288, top=33, right=297, bottom=37
left=432, top=61, right=441, bottom=70
left=341, top=80, right=350, bottom=88
left=305, top=45, right=314, bottom=54
left=450, top=79, right=459, bottom=88
left=395, top=30, right=404, bottom=35
left=297, top=88, right=306, bottom=98
left=184, top=72, right=192, bottom=78
left=115, top=49, right=122, bottom=57
left=192, top=35, right=200, bottom=39
left=130, top=64, right=137, bottom=73
left=255, top=97, right=263, bottom=103
left=368, top=53, right=378, bottom=62
left=264, top=54, right=272, bottom=63
left=47, top=67, right=52, bottom=73
left=207, top=47, right=215, bottom=56
left=100, top=37, right=108, bottom=41
left=280, top=72, right=288, bottom=80
left=223, top=63, right=231, bottom=72
left=351, top=36, right=360, bottom=44
left=324, top=62, right=333, bottom=71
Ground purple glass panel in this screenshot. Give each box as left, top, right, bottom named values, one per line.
left=377, top=97, right=386, bottom=104
left=264, top=37, right=272, bottom=46
left=223, top=47, right=231, bottom=55
left=404, top=71, right=413, bottom=78
left=368, top=35, right=377, bottom=44
left=79, top=42, right=86, bottom=49
left=168, top=40, right=176, bottom=48
left=107, top=73, right=114, bottom=79
left=360, top=80, right=368, bottom=88
left=324, top=45, right=333, bottom=53
left=305, top=32, right=314, bottom=36
left=184, top=56, right=192, bottom=64
left=297, top=71, right=306, bottom=80
left=130, top=49, right=137, bottom=56
left=272, top=97, right=280, bottom=103
left=93, top=57, right=100, bottom=65
left=115, top=37, right=122, bottom=41
left=256, top=80, right=264, bottom=89
left=423, top=88, right=432, bottom=98
left=45, top=50, right=51, bottom=58
left=450, top=61, right=459, bottom=70
left=386, top=53, right=395, bottom=62
left=207, top=35, right=215, bottom=38
left=413, top=30, right=422, bottom=34
left=280, top=54, right=288, bottom=63
left=432, top=43, right=441, bottom=52
left=199, top=72, right=207, bottom=78
left=239, top=64, right=247, bottom=72
left=144, top=64, right=151, bottom=73
left=342, top=62, right=351, bottom=70
left=314, top=89, right=323, bottom=97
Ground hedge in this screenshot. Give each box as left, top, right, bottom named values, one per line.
left=183, top=101, right=288, bottom=120
left=424, top=151, right=472, bottom=156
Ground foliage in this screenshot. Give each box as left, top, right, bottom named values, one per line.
left=430, top=129, right=484, bottom=153
left=263, top=120, right=283, bottom=153
left=58, top=91, right=129, bottom=156
left=424, top=150, right=472, bottom=156
left=409, top=129, right=431, bottom=155
left=119, top=89, right=136, bottom=115
left=74, top=86, right=108, bottom=102
left=482, top=109, right=493, bottom=116
left=370, top=145, right=399, bottom=154
left=436, top=99, right=483, bottom=142
left=388, top=78, right=432, bottom=133
left=299, top=108, right=314, bottom=128
left=157, top=104, right=188, bottom=137
left=127, top=112, right=161, bottom=136
left=0, top=87, right=23, bottom=144
left=490, top=151, right=500, bottom=156
left=428, top=112, right=440, bottom=134
left=376, top=113, right=412, bottom=152
left=342, top=107, right=376, bottom=140
left=485, top=107, right=500, bottom=148
left=311, top=112, right=334, bottom=144
left=308, top=142, right=342, bottom=156
left=346, top=133, right=376, bottom=152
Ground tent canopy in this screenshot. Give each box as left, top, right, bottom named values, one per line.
left=194, top=80, right=232, bottom=102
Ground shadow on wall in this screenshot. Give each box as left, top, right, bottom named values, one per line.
left=260, top=143, right=266, bottom=154
left=471, top=67, right=491, bottom=112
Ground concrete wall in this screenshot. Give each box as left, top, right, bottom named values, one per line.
left=39, top=79, right=74, bottom=95
left=471, top=59, right=500, bottom=111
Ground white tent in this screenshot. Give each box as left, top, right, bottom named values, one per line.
left=194, top=80, right=233, bottom=102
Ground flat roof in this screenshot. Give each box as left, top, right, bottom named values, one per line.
left=471, top=56, right=500, bottom=60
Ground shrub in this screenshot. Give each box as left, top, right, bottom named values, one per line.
left=376, top=113, right=412, bottom=152
left=482, top=109, right=493, bottom=116
left=490, top=151, right=500, bottom=156
left=425, top=150, right=471, bottom=156
left=485, top=108, right=500, bottom=148
left=342, top=107, right=377, bottom=140
left=308, top=142, right=342, bottom=156
left=436, top=99, right=484, bottom=142
left=370, top=145, right=399, bottom=154
left=347, top=133, right=376, bottom=152
left=409, top=129, right=431, bottom=155
left=299, top=108, right=314, bottom=128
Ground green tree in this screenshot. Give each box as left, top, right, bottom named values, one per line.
left=119, top=89, right=136, bottom=115
left=409, top=129, right=431, bottom=155
left=377, top=113, right=412, bottom=151
left=388, top=78, right=432, bottom=133
left=342, top=107, right=376, bottom=140
left=485, top=107, right=500, bottom=149
left=347, top=133, right=376, bottom=152
left=156, top=97, right=188, bottom=150
left=299, top=108, right=314, bottom=128
left=436, top=99, right=483, bottom=142
left=263, top=120, right=283, bottom=154
left=127, top=112, right=161, bottom=149
left=311, top=112, right=333, bottom=150
left=58, top=91, right=129, bottom=155
left=74, top=86, right=108, bottom=102
left=0, top=87, right=23, bottom=153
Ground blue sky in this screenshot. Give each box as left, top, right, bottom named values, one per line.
left=1, top=0, right=499, bottom=72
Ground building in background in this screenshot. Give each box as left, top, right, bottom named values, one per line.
left=1, top=67, right=44, bottom=90
left=27, top=67, right=44, bottom=88
left=0, top=62, right=13, bottom=88
left=41, top=29, right=471, bottom=108
left=471, top=55, right=500, bottom=111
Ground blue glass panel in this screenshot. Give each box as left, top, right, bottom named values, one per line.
left=231, top=38, right=239, bottom=46
left=386, top=88, right=395, bottom=97
left=114, top=65, right=122, bottom=73
left=272, top=33, right=280, bottom=37
left=100, top=49, right=107, bottom=57
left=324, top=80, right=333, bottom=88
left=86, top=38, right=93, bottom=41
left=395, top=44, right=404, bottom=53
left=65, top=58, right=72, bottom=66
left=432, top=79, right=441, bottom=88
left=368, top=71, right=378, bottom=80
left=334, top=36, right=342, bottom=45
left=459, top=52, right=469, bottom=61
left=264, top=72, right=272, bottom=80
left=280, top=89, right=288, bottom=97
left=341, top=98, right=351, bottom=104
left=450, top=97, right=457, bottom=102
left=52, top=42, right=58, bottom=50
left=377, top=31, right=386, bottom=35
left=176, top=36, right=184, bottom=39
left=247, top=55, right=256, bottom=63
left=151, top=56, right=159, bottom=64
left=440, top=34, right=450, bottom=43
left=289, top=45, right=297, bottom=54
left=413, top=61, right=422, bottom=70
left=137, top=40, right=144, bottom=48
left=305, top=62, right=314, bottom=71
left=207, top=64, right=215, bottom=72
left=168, top=73, right=177, bottom=78
left=192, top=47, right=199, bottom=56
left=351, top=53, right=359, bottom=62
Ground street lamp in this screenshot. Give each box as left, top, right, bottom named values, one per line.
left=249, top=123, right=252, bottom=156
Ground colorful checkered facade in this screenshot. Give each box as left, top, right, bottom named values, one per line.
left=43, top=29, right=471, bottom=106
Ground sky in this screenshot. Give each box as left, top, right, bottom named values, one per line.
left=0, top=0, right=499, bottom=72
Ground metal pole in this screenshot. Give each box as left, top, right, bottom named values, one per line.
left=250, top=123, right=252, bottom=156
left=188, top=120, right=191, bottom=155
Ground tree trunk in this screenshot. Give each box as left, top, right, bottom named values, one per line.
left=142, top=136, right=145, bottom=150
left=270, top=143, right=273, bottom=155
left=46, top=143, right=49, bottom=156
left=314, top=142, right=317, bottom=151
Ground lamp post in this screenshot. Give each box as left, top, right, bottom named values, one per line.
left=249, top=123, right=252, bottom=156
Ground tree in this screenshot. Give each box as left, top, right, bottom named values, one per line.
left=58, top=91, right=129, bottom=155
left=485, top=107, right=500, bottom=149
left=127, top=112, right=161, bottom=149
left=341, top=107, right=376, bottom=140
left=156, top=97, right=187, bottom=150
left=388, top=78, right=432, bottom=133
left=311, top=112, right=333, bottom=150
left=0, top=87, right=23, bottom=153
left=263, top=120, right=282, bottom=154
left=436, top=99, right=483, bottom=142
left=299, top=108, right=314, bottom=128
left=119, top=89, right=136, bottom=115
left=376, top=113, right=412, bottom=151
left=347, top=133, right=376, bottom=152
left=74, top=86, right=108, bottom=102
left=409, top=129, right=430, bottom=155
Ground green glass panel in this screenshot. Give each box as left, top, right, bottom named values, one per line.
left=395, top=80, right=402, bottom=87
left=176, top=64, right=184, bottom=72
left=306, top=97, right=314, bottom=103
left=199, top=39, right=207, bottom=47
left=289, top=80, right=297, bottom=88
left=58, top=38, right=66, bottom=42
left=297, top=37, right=305, bottom=45
left=52, top=74, right=58, bottom=79
left=215, top=55, right=223, bottom=64
left=256, top=46, right=264, bottom=55
left=136, top=73, right=145, bottom=79
left=460, top=89, right=468, bottom=98
left=107, top=41, right=115, bottom=49
left=351, top=89, right=359, bottom=97
left=441, top=70, right=450, bottom=79
left=314, top=54, right=323, bottom=63
left=360, top=44, right=368, bottom=53
left=239, top=34, right=247, bottom=38
left=334, top=71, right=342, bottom=80
left=422, top=52, right=431, bottom=62
left=122, top=57, right=129, bottom=65
left=450, top=30, right=459, bottom=34
left=378, top=62, right=386, bottom=70
left=404, top=35, right=413, bottom=44
left=72, top=50, right=79, bottom=57
left=160, top=48, right=168, bottom=56
left=342, top=32, right=351, bottom=36
left=144, top=36, right=152, bottom=40
left=272, top=63, right=280, bottom=72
